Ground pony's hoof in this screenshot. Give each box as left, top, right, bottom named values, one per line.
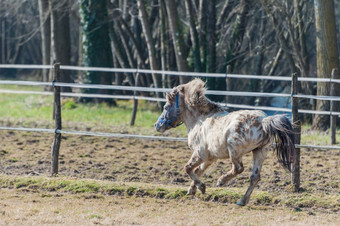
left=236, top=199, right=247, bottom=206
left=187, top=186, right=197, bottom=196
left=197, top=183, right=206, bottom=194
left=216, top=179, right=225, bottom=187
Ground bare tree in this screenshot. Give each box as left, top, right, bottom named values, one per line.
left=137, top=0, right=161, bottom=89
left=166, top=0, right=190, bottom=84
left=38, top=0, right=50, bottom=83
left=50, top=0, right=72, bottom=92
left=312, top=0, right=340, bottom=130
left=79, top=0, right=114, bottom=103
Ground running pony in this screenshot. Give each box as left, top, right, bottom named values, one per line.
left=154, top=78, right=296, bottom=206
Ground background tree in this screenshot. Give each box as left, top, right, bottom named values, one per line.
left=79, top=0, right=114, bottom=103
left=137, top=0, right=161, bottom=93
left=50, top=0, right=72, bottom=92
left=38, top=0, right=50, bottom=83
left=312, top=0, right=340, bottom=130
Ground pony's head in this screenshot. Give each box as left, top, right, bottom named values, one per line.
left=154, top=88, right=183, bottom=133
left=154, top=78, right=219, bottom=132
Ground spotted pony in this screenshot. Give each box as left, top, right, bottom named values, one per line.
left=154, top=78, right=296, bottom=206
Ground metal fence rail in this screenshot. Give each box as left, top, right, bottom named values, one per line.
left=1, top=64, right=340, bottom=83
left=1, top=79, right=340, bottom=116
left=0, top=126, right=339, bottom=150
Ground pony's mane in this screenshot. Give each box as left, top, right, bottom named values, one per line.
left=170, top=78, right=225, bottom=114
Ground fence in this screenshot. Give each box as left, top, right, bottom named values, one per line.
left=1, top=64, right=340, bottom=190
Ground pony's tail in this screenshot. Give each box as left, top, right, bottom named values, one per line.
left=262, top=115, right=296, bottom=172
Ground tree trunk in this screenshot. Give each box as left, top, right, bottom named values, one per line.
left=79, top=0, right=114, bottom=104
left=160, top=0, right=168, bottom=88
left=198, top=0, right=207, bottom=73
left=260, top=1, right=297, bottom=77
left=137, top=0, right=162, bottom=102
left=38, top=0, right=51, bottom=83
left=166, top=0, right=190, bottom=84
left=312, top=0, right=340, bottom=130
left=50, top=0, right=72, bottom=92
left=1, top=18, right=6, bottom=64
left=206, top=0, right=224, bottom=101
left=185, top=0, right=201, bottom=72
left=225, top=0, right=250, bottom=72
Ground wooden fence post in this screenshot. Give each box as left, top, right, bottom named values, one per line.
left=225, top=65, right=231, bottom=108
left=330, top=68, right=337, bottom=144
left=51, top=63, right=62, bottom=176
left=291, top=72, right=301, bottom=191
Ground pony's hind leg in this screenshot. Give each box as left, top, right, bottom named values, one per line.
left=237, top=148, right=268, bottom=206
left=216, top=157, right=244, bottom=187
left=184, top=153, right=207, bottom=194
left=187, top=160, right=214, bottom=195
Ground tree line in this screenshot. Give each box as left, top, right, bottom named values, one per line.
left=0, top=0, right=339, bottom=130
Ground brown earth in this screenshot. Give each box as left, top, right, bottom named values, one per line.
left=0, top=130, right=340, bottom=224
left=0, top=130, right=339, bottom=196
left=1, top=188, right=339, bottom=226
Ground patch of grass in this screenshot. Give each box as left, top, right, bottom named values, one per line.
left=253, top=192, right=273, bottom=205
left=8, top=158, right=18, bottom=163
left=62, top=181, right=101, bottom=193
left=166, top=189, right=187, bottom=199
left=154, top=187, right=168, bottom=198
left=10, top=178, right=40, bottom=189
left=301, top=124, right=340, bottom=146
left=0, top=150, right=8, bottom=155
left=126, top=186, right=137, bottom=196
left=283, top=193, right=340, bottom=210
left=204, top=188, right=242, bottom=203
left=105, top=186, right=125, bottom=195
left=0, top=90, right=187, bottom=136
left=62, top=99, right=77, bottom=110
left=0, top=175, right=338, bottom=211
left=89, top=214, right=103, bottom=219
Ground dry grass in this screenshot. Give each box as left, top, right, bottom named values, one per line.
left=1, top=188, right=339, bottom=225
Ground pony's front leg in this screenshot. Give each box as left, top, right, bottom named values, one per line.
left=187, top=181, right=197, bottom=195
left=184, top=153, right=206, bottom=194
left=187, top=160, right=214, bottom=195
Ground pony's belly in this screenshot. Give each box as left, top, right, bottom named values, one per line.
left=209, top=147, right=230, bottom=159
left=206, top=133, right=230, bottom=159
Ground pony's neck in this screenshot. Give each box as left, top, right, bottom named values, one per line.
left=182, top=103, right=223, bottom=132
left=182, top=110, right=204, bottom=132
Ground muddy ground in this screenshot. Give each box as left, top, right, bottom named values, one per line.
left=0, top=130, right=339, bottom=198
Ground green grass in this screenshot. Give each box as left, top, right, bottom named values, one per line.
left=300, top=124, right=340, bottom=146
left=0, top=85, right=187, bottom=136
left=0, top=92, right=156, bottom=127
left=0, top=175, right=338, bottom=211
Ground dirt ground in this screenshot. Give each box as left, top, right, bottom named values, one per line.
left=1, top=188, right=339, bottom=226
left=1, top=130, right=339, bottom=195
left=0, top=130, right=340, bottom=224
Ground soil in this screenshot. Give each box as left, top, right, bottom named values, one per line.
left=1, top=129, right=340, bottom=224
left=0, top=130, right=339, bottom=197
left=1, top=188, right=339, bottom=226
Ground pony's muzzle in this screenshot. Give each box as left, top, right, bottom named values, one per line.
left=154, top=120, right=166, bottom=133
